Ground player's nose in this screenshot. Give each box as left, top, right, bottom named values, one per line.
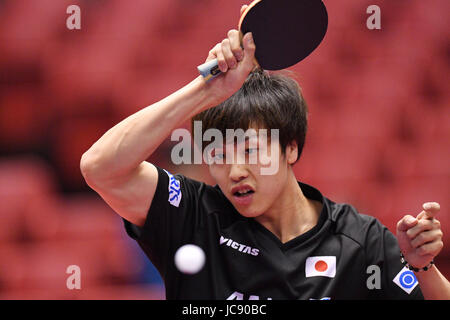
left=229, top=163, right=249, bottom=182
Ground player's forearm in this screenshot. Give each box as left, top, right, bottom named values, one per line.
left=415, top=265, right=450, bottom=300
left=81, top=76, right=212, bottom=181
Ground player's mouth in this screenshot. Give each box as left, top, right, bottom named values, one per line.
left=231, top=184, right=255, bottom=206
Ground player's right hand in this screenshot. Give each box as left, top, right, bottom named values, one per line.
left=202, top=5, right=256, bottom=106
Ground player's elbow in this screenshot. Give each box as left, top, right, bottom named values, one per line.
left=80, top=150, right=101, bottom=187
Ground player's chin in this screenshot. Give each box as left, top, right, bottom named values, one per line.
left=233, top=202, right=264, bottom=218
left=226, top=192, right=264, bottom=217
left=237, top=209, right=264, bottom=219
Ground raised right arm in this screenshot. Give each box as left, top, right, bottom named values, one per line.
left=80, top=76, right=215, bottom=226
left=80, top=31, right=255, bottom=227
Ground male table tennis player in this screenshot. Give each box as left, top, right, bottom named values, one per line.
left=80, top=5, right=450, bottom=300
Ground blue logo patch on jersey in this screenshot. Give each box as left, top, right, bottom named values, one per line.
left=164, top=170, right=182, bottom=207
left=393, top=267, right=418, bottom=294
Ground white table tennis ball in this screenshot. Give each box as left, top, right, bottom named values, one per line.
left=174, top=244, right=206, bottom=274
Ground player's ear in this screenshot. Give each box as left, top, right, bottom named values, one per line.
left=285, top=141, right=298, bottom=165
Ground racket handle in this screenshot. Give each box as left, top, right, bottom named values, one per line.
left=197, top=59, right=222, bottom=82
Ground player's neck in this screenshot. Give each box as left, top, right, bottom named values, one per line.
left=254, top=171, right=321, bottom=244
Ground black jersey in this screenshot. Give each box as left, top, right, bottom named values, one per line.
left=123, top=166, right=424, bottom=300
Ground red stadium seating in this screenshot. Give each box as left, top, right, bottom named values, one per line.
left=0, top=0, right=448, bottom=299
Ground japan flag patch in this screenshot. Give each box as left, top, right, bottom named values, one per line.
left=305, top=256, right=336, bottom=278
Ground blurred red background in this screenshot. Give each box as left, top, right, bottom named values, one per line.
left=0, top=0, right=448, bottom=299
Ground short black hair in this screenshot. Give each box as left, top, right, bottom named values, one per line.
left=192, top=68, right=308, bottom=163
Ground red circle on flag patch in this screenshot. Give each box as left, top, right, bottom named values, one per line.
left=315, top=260, right=328, bottom=272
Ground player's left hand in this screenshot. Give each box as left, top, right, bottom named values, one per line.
left=396, top=202, right=444, bottom=269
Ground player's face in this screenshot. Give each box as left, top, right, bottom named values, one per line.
left=208, top=133, right=297, bottom=218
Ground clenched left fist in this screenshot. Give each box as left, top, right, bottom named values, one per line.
left=396, top=202, right=444, bottom=269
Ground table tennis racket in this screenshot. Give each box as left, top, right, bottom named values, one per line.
left=198, top=0, right=328, bottom=82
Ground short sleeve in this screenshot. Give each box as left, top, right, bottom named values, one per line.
left=364, top=218, right=424, bottom=300
left=122, top=166, right=205, bottom=279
